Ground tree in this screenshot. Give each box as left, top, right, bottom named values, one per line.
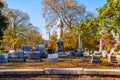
left=0, top=0, right=9, bottom=43
left=47, top=31, right=57, bottom=49
left=97, top=0, right=120, bottom=35
left=74, top=18, right=100, bottom=50
left=42, top=0, right=93, bottom=31
left=2, top=9, right=31, bottom=50
left=26, top=30, right=44, bottom=49
left=101, top=30, right=116, bottom=50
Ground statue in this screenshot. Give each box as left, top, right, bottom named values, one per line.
left=56, top=18, right=63, bottom=40
left=55, top=18, right=65, bottom=56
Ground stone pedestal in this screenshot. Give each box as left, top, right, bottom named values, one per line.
left=55, top=39, right=65, bottom=57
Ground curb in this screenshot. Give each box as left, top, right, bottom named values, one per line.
left=0, top=68, right=120, bottom=76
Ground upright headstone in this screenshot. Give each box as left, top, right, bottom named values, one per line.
left=35, top=45, right=47, bottom=58
left=0, top=54, right=8, bottom=63
left=102, top=50, right=108, bottom=58
left=77, top=34, right=83, bottom=57
left=8, top=51, right=25, bottom=62
left=91, top=55, right=101, bottom=63
left=28, top=51, right=41, bottom=62
left=108, top=54, right=117, bottom=65
left=47, top=54, right=58, bottom=62
left=21, top=45, right=31, bottom=58
left=55, top=18, right=65, bottom=57
left=83, top=48, right=89, bottom=57
left=110, top=48, right=115, bottom=54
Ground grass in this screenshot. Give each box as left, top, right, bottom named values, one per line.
left=0, top=57, right=120, bottom=69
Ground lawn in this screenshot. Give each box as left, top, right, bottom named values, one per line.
left=0, top=57, right=120, bottom=69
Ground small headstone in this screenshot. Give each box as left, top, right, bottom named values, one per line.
left=21, top=45, right=31, bottom=58
left=47, top=54, right=58, bottom=62
left=69, top=48, right=75, bottom=57
left=83, top=51, right=89, bottom=57
left=110, top=48, right=115, bottom=54
left=47, top=49, right=53, bottom=54
left=102, top=51, right=108, bottom=58
left=35, top=45, right=47, bottom=58
left=83, top=48, right=89, bottom=57
left=0, top=54, right=8, bottom=63
left=108, top=54, right=117, bottom=64
left=91, top=55, right=101, bottom=63
left=28, top=51, right=41, bottom=62
left=8, top=51, right=25, bottom=62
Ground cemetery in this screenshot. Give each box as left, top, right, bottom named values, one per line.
left=0, top=0, right=120, bottom=79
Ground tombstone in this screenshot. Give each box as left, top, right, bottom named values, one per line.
left=91, top=55, right=101, bottom=63
left=68, top=48, right=75, bottom=57
left=83, top=51, right=89, bottom=57
left=83, top=48, right=89, bottom=57
left=110, top=48, right=115, bottom=54
left=21, top=45, right=31, bottom=58
left=9, top=50, right=15, bottom=53
left=47, top=54, right=58, bottom=62
left=55, top=18, right=65, bottom=57
left=47, top=49, right=53, bottom=54
left=0, top=54, right=8, bottom=63
left=35, top=45, right=47, bottom=58
left=77, top=34, right=83, bottom=57
left=102, top=50, right=108, bottom=58
left=28, top=51, right=42, bottom=62
left=8, top=51, right=25, bottom=62
left=108, top=54, right=117, bottom=65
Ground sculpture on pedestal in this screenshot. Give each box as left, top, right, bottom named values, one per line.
left=55, top=18, right=65, bottom=56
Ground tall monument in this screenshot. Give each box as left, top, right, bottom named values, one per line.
left=55, top=18, right=65, bottom=56
left=77, top=34, right=83, bottom=57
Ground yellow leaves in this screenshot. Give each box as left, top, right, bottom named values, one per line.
left=44, top=0, right=54, bottom=3
left=64, top=0, right=76, bottom=8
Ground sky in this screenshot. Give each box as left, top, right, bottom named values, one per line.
left=6, top=0, right=107, bottom=40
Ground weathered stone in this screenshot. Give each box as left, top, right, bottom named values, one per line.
left=8, top=52, right=25, bottom=62
left=91, top=55, right=101, bottom=63
left=21, top=45, right=31, bottom=57
left=44, top=68, right=83, bottom=75
left=84, top=69, right=120, bottom=76
left=47, top=54, right=58, bottom=62
left=0, top=54, right=8, bottom=63
left=35, top=45, right=47, bottom=58
left=102, top=51, right=108, bottom=58
left=108, top=54, right=117, bottom=64
left=28, top=52, right=42, bottom=62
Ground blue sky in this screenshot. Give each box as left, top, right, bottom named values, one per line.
left=6, top=0, right=107, bottom=40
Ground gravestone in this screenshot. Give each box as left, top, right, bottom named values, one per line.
left=110, top=48, right=115, bottom=54
left=47, top=49, right=53, bottom=54
left=102, top=51, right=108, bottom=58
left=47, top=54, right=58, bottom=62
left=68, top=48, right=75, bottom=57
left=108, top=54, right=117, bottom=65
left=77, top=34, right=83, bottom=57
left=8, top=51, right=25, bottom=62
left=35, top=45, right=47, bottom=58
left=91, top=53, right=101, bottom=63
left=0, top=54, right=8, bottom=63
left=28, top=51, right=41, bottom=62
left=83, top=48, right=89, bottom=57
left=55, top=18, right=65, bottom=57
left=21, top=45, right=31, bottom=58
